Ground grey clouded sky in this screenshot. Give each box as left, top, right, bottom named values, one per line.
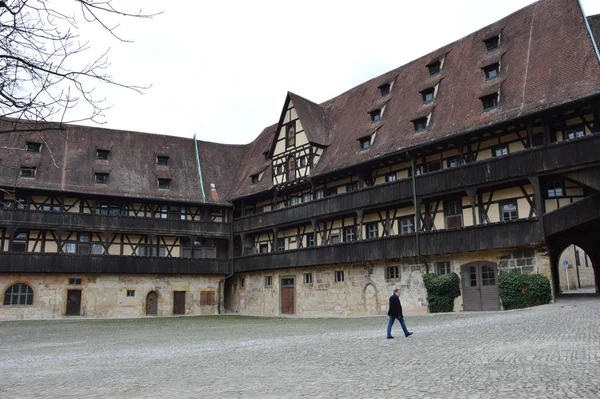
left=74, top=0, right=600, bottom=144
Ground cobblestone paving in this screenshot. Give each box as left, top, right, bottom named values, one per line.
left=1, top=297, right=599, bottom=398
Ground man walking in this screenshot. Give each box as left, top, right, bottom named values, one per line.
left=387, top=288, right=413, bottom=339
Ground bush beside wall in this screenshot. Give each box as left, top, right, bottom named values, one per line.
left=498, top=270, right=551, bottom=310
left=423, top=272, right=461, bottom=313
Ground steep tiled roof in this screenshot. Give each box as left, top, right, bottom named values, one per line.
left=588, top=14, right=600, bottom=51
left=288, top=92, right=329, bottom=147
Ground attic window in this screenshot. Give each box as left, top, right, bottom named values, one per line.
left=26, top=142, right=42, bottom=153
left=427, top=61, right=441, bottom=76
left=413, top=117, right=428, bottom=133
left=96, top=149, right=110, bottom=160
left=421, top=88, right=435, bottom=104
left=20, top=167, right=36, bottom=179
left=158, top=178, right=171, bottom=190
left=481, top=93, right=499, bottom=112
left=359, top=137, right=371, bottom=150
left=370, top=109, right=381, bottom=124
left=157, top=156, right=169, bottom=167
left=483, top=63, right=500, bottom=80
left=378, top=83, right=391, bottom=97
left=210, top=183, right=216, bottom=191
left=484, top=35, right=500, bottom=52
left=286, top=124, right=296, bottom=148
left=95, top=173, right=108, bottom=184
left=251, top=174, right=259, bottom=185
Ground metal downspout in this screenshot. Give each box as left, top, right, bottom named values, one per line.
left=193, top=134, right=207, bottom=202
left=578, top=0, right=600, bottom=63
left=411, top=155, right=420, bottom=258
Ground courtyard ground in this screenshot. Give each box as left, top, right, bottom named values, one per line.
left=0, top=296, right=599, bottom=398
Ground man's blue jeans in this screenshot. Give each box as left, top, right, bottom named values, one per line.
left=387, top=316, right=409, bottom=337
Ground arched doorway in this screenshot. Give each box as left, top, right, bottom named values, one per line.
left=363, top=283, right=378, bottom=315
left=146, top=291, right=158, bottom=316
left=557, top=245, right=596, bottom=294
left=461, top=261, right=500, bottom=311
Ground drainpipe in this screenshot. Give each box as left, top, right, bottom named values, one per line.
left=410, top=154, right=420, bottom=259
left=578, top=0, right=600, bottom=63
left=217, top=203, right=235, bottom=314
left=193, top=134, right=207, bottom=202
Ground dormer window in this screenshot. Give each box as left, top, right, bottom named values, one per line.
left=286, top=123, right=296, bottom=148
left=26, top=142, right=42, bottom=153
left=427, top=61, right=441, bottom=76
left=251, top=174, right=259, bottom=184
left=158, top=178, right=171, bottom=190
left=157, top=155, right=169, bottom=168
left=370, top=109, right=381, bottom=124
left=359, top=137, right=371, bottom=150
left=95, top=149, right=109, bottom=161
left=20, top=167, right=36, bottom=179
left=484, top=35, right=500, bottom=52
left=95, top=173, right=108, bottom=184
left=413, top=117, right=428, bottom=133
left=481, top=93, right=499, bottom=112
left=483, top=63, right=500, bottom=80
left=378, top=83, right=391, bottom=97
left=421, top=88, right=435, bottom=104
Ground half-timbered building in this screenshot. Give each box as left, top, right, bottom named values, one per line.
left=1, top=0, right=599, bottom=319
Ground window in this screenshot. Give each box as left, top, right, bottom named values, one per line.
left=481, top=265, right=496, bottom=286
left=91, top=243, right=103, bottom=254
left=366, top=223, right=379, bottom=239
left=413, top=117, right=428, bottom=133
left=158, top=178, right=171, bottom=190
left=385, top=173, right=397, bottom=182
left=445, top=199, right=463, bottom=229
left=437, top=262, right=450, bottom=276
left=547, top=181, right=564, bottom=198
left=139, top=246, right=166, bottom=257
left=500, top=200, right=518, bottom=221
left=314, top=189, right=324, bottom=200
left=335, top=270, right=345, bottom=282
left=290, top=196, right=299, bottom=206
left=303, top=273, right=313, bottom=284
left=210, top=183, right=216, bottom=191
left=492, top=144, right=509, bottom=157
left=13, top=230, right=27, bottom=252
left=346, top=182, right=359, bottom=192
left=359, top=137, right=371, bottom=150
left=69, top=278, right=82, bottom=285
left=306, top=232, right=315, bottom=247
left=20, top=167, right=36, bottom=179
left=484, top=35, right=500, bottom=52
left=329, top=231, right=341, bottom=244
left=277, top=238, right=285, bottom=252
left=287, top=156, right=296, bottom=181
left=386, top=266, right=400, bottom=280
left=251, top=174, right=259, bottom=184
left=370, top=109, right=381, bottom=124
left=422, top=88, right=435, bottom=104
left=427, top=61, right=441, bottom=76
left=95, top=173, right=108, bottom=184
left=157, top=155, right=169, bottom=167
left=299, top=157, right=306, bottom=168
left=400, top=216, right=415, bottom=235
left=286, top=124, right=296, bottom=148
left=127, top=290, right=135, bottom=297
left=265, top=276, right=273, bottom=287
left=26, top=142, right=42, bottom=153
left=4, top=283, right=33, bottom=306
left=483, top=63, right=500, bottom=80
left=275, top=165, right=283, bottom=175
left=409, top=166, right=422, bottom=177
left=302, top=193, right=311, bottom=203
left=481, top=93, right=499, bottom=111
left=96, top=149, right=110, bottom=160
left=344, top=227, right=356, bottom=242
left=426, top=160, right=442, bottom=173
left=379, top=83, right=391, bottom=97
left=447, top=157, right=462, bottom=168
left=563, top=129, right=584, bottom=141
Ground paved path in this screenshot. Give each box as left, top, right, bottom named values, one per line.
left=1, top=296, right=599, bottom=398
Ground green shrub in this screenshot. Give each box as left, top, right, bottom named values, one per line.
left=498, top=270, right=551, bottom=310
left=423, top=272, right=461, bottom=313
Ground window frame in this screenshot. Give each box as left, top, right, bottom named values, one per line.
left=481, top=93, right=499, bottom=112
left=370, top=109, right=381, bottom=124
left=483, top=63, right=500, bottom=81
left=20, top=167, right=36, bottom=179
left=484, top=35, right=500, bottom=52
left=546, top=181, right=564, bottom=198
left=399, top=216, right=415, bottom=235
left=499, top=200, right=518, bottom=222
left=303, top=273, right=313, bottom=284
left=26, top=142, right=42, bottom=154
left=343, top=226, right=357, bottom=242
left=286, top=123, right=296, bottom=148
left=437, top=261, right=451, bottom=276
left=413, top=117, right=428, bottom=133
left=492, top=144, right=509, bottom=157
left=386, top=266, right=400, bottom=280
left=366, top=223, right=379, bottom=239
left=421, top=87, right=435, bottom=104
left=265, top=276, right=273, bottom=287
left=427, top=61, right=441, bottom=76
left=334, top=270, right=345, bottom=283
left=95, top=173, right=109, bottom=185
left=3, top=283, right=34, bottom=306
left=158, top=178, right=171, bottom=190
left=562, top=129, right=585, bottom=141
left=156, top=155, right=169, bottom=168
left=96, top=149, right=110, bottom=161
left=378, top=83, right=391, bottom=97
left=359, top=137, right=371, bottom=150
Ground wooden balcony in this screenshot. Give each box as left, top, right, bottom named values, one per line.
left=0, top=253, right=231, bottom=275
left=234, top=135, right=600, bottom=233
left=543, top=194, right=600, bottom=237
left=0, top=210, right=231, bottom=237
left=233, top=219, right=544, bottom=272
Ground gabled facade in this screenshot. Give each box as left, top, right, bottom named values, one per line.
left=1, top=0, right=600, bottom=320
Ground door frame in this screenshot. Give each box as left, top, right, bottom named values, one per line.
left=461, top=261, right=500, bottom=311
left=280, top=276, right=295, bottom=315
left=146, top=291, right=158, bottom=316
left=65, top=289, right=82, bottom=316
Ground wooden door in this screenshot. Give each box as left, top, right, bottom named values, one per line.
left=173, top=291, right=186, bottom=315
left=281, top=278, right=295, bottom=315
left=146, top=291, right=158, bottom=316
left=461, top=262, right=500, bottom=311
left=66, top=290, right=81, bottom=316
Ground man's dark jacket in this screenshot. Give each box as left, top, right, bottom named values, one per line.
left=388, top=294, right=403, bottom=318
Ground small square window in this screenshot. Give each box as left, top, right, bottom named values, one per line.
left=259, top=243, right=269, bottom=254
left=335, top=270, right=345, bottom=282
left=562, top=129, right=585, bottom=141
left=314, top=189, right=324, bottom=200
left=26, top=142, right=42, bottom=153
left=379, top=83, right=391, bottom=97
left=427, top=61, right=441, bottom=76
left=400, top=216, right=415, bottom=235
left=386, top=266, right=399, bottom=280
left=385, top=173, right=397, bottom=182
left=157, top=156, right=169, bottom=167
left=481, top=93, right=499, bottom=111
left=500, top=200, right=518, bottom=221
left=95, top=173, right=109, bottom=185
left=484, top=35, right=500, bottom=52
left=346, top=182, right=359, bottom=192
left=158, top=178, right=171, bottom=190
left=69, top=278, right=82, bottom=286
left=413, top=117, right=428, bottom=133
left=303, top=273, right=313, bottom=284
left=547, top=181, right=564, bottom=198
left=492, top=144, right=509, bottom=157
left=96, top=149, right=110, bottom=160
left=447, top=157, right=462, bottom=168
left=437, top=262, right=451, bottom=275
left=359, top=137, right=371, bottom=150
left=344, top=227, right=356, bottom=242
left=366, top=223, right=379, bottom=239
left=210, top=183, right=216, bottom=191
left=422, top=88, right=435, bottom=104
left=370, top=109, right=381, bottom=124
left=483, top=63, right=499, bottom=80
left=306, top=232, right=315, bottom=247
left=251, top=174, right=259, bottom=184
left=126, top=290, right=135, bottom=297
left=265, top=276, right=273, bottom=287
left=20, top=167, right=36, bottom=179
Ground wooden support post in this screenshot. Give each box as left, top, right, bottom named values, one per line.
left=273, top=228, right=279, bottom=252
left=466, top=188, right=477, bottom=227
left=356, top=209, right=364, bottom=241
left=526, top=123, right=534, bottom=148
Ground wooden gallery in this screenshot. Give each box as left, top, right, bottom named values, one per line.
left=1, top=0, right=599, bottom=319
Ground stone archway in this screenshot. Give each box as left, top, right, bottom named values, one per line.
left=362, top=282, right=379, bottom=315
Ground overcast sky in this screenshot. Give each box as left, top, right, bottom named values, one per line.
left=77, top=0, right=600, bottom=145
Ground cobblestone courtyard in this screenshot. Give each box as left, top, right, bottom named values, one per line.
left=1, top=297, right=599, bottom=398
